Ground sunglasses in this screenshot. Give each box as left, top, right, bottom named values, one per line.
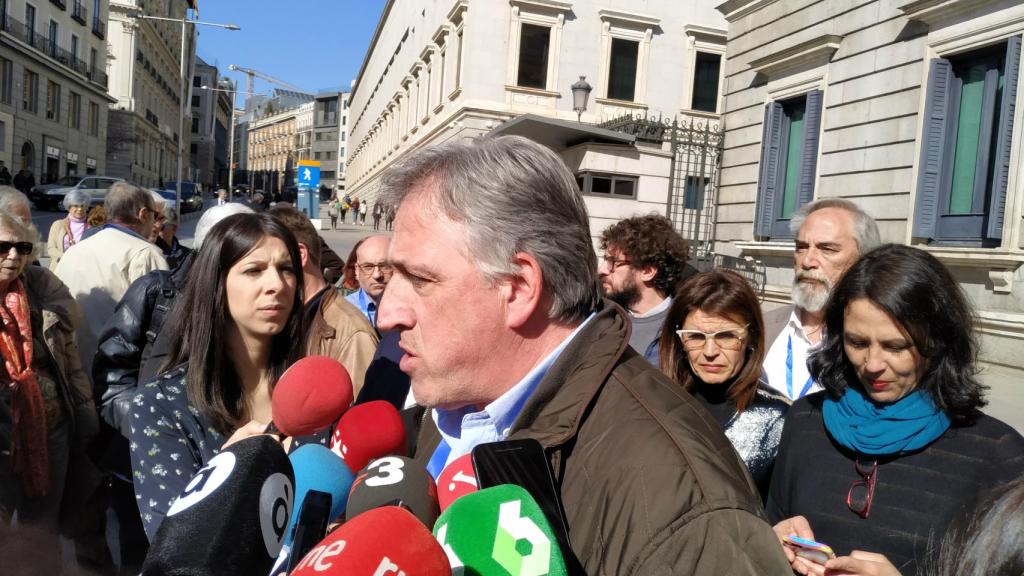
left=0, top=241, right=33, bottom=255
left=846, top=459, right=878, bottom=518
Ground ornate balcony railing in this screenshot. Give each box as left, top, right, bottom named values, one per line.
left=1, top=14, right=107, bottom=89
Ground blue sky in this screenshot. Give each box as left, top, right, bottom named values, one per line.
left=193, top=0, right=387, bottom=106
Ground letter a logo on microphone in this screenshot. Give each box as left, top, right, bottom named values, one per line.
left=492, top=500, right=552, bottom=576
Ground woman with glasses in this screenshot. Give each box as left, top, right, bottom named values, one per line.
left=659, top=269, right=789, bottom=500
left=46, top=190, right=92, bottom=271
left=0, top=210, right=98, bottom=572
left=770, top=244, right=1024, bottom=576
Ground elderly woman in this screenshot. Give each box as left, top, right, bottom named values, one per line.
left=46, top=190, right=92, bottom=271
left=0, top=210, right=98, bottom=572
left=660, top=269, right=788, bottom=500
left=770, top=244, right=1024, bottom=576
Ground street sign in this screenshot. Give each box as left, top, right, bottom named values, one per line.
left=297, top=160, right=320, bottom=190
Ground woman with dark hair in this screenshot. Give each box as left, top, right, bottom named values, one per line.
left=127, top=212, right=306, bottom=540
left=770, top=244, right=1024, bottom=576
left=659, top=269, right=788, bottom=499
left=926, top=478, right=1024, bottom=576
left=340, top=238, right=365, bottom=294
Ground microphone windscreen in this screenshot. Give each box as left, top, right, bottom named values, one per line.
left=285, top=444, right=355, bottom=546
left=433, top=484, right=569, bottom=576
left=142, top=435, right=294, bottom=576
left=272, top=356, right=353, bottom=437
left=437, top=453, right=478, bottom=511
left=329, top=400, right=405, bottom=473
left=289, top=506, right=450, bottom=575
left=346, top=456, right=439, bottom=527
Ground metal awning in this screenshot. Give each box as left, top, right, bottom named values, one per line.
left=489, top=114, right=636, bottom=151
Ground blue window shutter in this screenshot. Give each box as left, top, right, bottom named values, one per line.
left=986, top=35, right=1021, bottom=241
left=797, top=90, right=823, bottom=208
left=913, top=58, right=953, bottom=240
left=755, top=102, right=784, bottom=237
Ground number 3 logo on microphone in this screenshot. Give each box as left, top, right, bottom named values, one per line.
left=364, top=456, right=406, bottom=487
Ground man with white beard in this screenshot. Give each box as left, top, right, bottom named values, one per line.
left=761, top=199, right=880, bottom=401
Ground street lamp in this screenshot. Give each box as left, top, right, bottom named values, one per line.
left=135, top=12, right=240, bottom=219
left=571, top=75, right=593, bottom=123
left=200, top=84, right=267, bottom=201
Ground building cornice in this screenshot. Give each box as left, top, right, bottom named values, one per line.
left=898, top=0, right=992, bottom=26
left=715, top=0, right=780, bottom=22
left=683, top=24, right=728, bottom=43
left=509, top=0, right=573, bottom=13
left=748, top=34, right=842, bottom=77
left=597, top=9, right=660, bottom=29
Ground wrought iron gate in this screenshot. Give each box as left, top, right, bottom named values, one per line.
left=597, top=114, right=767, bottom=296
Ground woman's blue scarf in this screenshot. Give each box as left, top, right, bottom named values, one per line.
left=823, top=386, right=950, bottom=456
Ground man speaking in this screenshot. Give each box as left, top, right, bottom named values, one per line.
left=376, top=136, right=789, bottom=574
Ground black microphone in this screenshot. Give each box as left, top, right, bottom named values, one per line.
left=346, top=455, right=440, bottom=527
left=141, top=435, right=295, bottom=576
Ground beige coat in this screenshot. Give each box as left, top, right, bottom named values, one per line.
left=54, top=227, right=167, bottom=376
left=304, top=287, right=379, bottom=398
left=46, top=217, right=83, bottom=271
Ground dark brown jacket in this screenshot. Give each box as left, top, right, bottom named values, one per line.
left=412, top=303, right=791, bottom=575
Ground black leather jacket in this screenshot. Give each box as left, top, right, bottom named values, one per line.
left=92, top=251, right=194, bottom=437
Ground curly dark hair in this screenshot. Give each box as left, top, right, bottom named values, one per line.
left=808, top=244, right=986, bottom=423
left=599, top=214, right=691, bottom=296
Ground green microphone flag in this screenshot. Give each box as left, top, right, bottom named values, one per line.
left=433, top=484, right=568, bottom=576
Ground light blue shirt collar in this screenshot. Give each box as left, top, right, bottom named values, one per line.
left=344, top=288, right=377, bottom=326
left=432, top=312, right=596, bottom=469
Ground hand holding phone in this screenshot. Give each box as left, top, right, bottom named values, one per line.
left=783, top=535, right=836, bottom=565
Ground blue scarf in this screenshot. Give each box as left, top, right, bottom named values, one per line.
left=823, top=386, right=950, bottom=456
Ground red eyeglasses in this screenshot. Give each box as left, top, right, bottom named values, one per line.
left=846, top=459, right=878, bottom=518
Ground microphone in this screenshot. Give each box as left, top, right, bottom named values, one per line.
left=284, top=444, right=355, bottom=547
left=270, top=356, right=353, bottom=437
left=437, top=453, right=478, bottom=511
left=346, top=456, right=440, bottom=527
left=289, top=506, right=451, bottom=575
left=141, top=435, right=294, bottom=576
left=433, top=484, right=569, bottom=576
left=329, top=400, right=406, bottom=473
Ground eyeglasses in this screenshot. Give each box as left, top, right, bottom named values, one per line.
left=602, top=256, right=632, bottom=270
left=0, top=241, right=33, bottom=256
left=357, top=262, right=394, bottom=275
left=846, top=459, right=878, bottom=519
left=675, top=325, right=749, bottom=351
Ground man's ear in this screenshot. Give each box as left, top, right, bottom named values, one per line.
left=297, top=243, right=310, bottom=268
left=638, top=264, right=658, bottom=284
left=503, top=252, right=544, bottom=329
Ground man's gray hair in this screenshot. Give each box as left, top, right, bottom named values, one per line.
left=194, top=202, right=254, bottom=249
left=379, top=135, right=600, bottom=324
left=63, top=189, right=92, bottom=208
left=789, top=198, right=881, bottom=252
left=0, top=187, right=31, bottom=218
left=105, top=181, right=155, bottom=225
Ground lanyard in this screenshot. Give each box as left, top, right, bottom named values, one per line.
left=786, top=335, right=815, bottom=400
left=426, top=438, right=452, bottom=480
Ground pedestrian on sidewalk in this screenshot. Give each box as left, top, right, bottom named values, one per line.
left=372, top=202, right=383, bottom=231
left=327, top=195, right=340, bottom=231
left=359, top=201, right=368, bottom=226
left=350, top=197, right=360, bottom=225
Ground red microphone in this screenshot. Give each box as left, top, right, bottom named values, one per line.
left=436, top=453, right=478, bottom=511
left=271, top=356, right=353, bottom=437
left=288, top=506, right=450, bottom=575
left=329, top=401, right=405, bottom=473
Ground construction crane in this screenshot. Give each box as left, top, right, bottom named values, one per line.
left=228, top=64, right=308, bottom=109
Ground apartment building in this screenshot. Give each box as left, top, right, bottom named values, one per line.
left=345, top=0, right=729, bottom=237
left=313, top=90, right=342, bottom=195
left=105, top=0, right=196, bottom=188
left=246, top=98, right=313, bottom=196
left=0, top=0, right=114, bottom=186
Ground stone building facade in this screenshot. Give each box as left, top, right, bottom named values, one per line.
left=0, top=0, right=114, bottom=186
left=714, top=0, right=1024, bottom=428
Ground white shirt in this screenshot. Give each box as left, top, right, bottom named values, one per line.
left=763, top=309, right=824, bottom=400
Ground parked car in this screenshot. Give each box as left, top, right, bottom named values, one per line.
left=29, top=175, right=124, bottom=211
left=162, top=182, right=203, bottom=213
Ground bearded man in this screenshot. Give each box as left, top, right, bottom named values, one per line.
left=762, top=199, right=880, bottom=400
